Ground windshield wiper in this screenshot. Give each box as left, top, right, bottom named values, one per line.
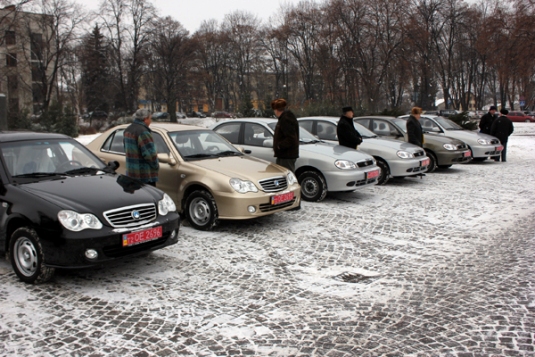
left=183, top=153, right=218, bottom=159
left=300, top=139, right=321, bottom=144
left=61, top=167, right=103, bottom=175
left=217, top=150, right=242, bottom=157
left=12, top=172, right=62, bottom=178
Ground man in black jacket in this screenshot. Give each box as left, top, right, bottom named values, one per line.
left=337, top=106, right=362, bottom=149
left=479, top=106, right=497, bottom=134
left=491, top=108, right=514, bottom=162
left=272, top=98, right=299, bottom=173
left=406, top=107, right=424, bottom=148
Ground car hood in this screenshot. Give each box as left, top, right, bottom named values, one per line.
left=424, top=133, right=465, bottom=145
left=19, top=174, right=162, bottom=213
left=302, top=142, right=374, bottom=161
left=191, top=155, right=288, bottom=180
left=443, top=130, right=497, bottom=142
left=361, top=137, right=421, bottom=152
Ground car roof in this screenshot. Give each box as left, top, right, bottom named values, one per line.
left=354, top=115, right=398, bottom=120
left=0, top=130, right=70, bottom=143
left=216, top=118, right=278, bottom=124
left=112, top=123, right=207, bottom=132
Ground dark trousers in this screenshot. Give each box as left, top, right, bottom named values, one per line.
left=495, top=141, right=508, bottom=162
left=276, top=158, right=296, bottom=174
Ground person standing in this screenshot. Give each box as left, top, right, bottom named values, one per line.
left=271, top=98, right=299, bottom=173
left=490, top=108, right=514, bottom=162
left=406, top=106, right=424, bottom=148
left=479, top=106, right=497, bottom=134
left=123, top=108, right=159, bottom=186
left=337, top=106, right=362, bottom=149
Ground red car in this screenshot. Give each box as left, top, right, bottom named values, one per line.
left=507, top=111, right=535, bottom=122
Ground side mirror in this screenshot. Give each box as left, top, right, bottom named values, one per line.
left=263, top=139, right=273, bottom=148
left=234, top=145, right=245, bottom=153
left=107, top=160, right=120, bottom=171
left=157, top=153, right=177, bottom=166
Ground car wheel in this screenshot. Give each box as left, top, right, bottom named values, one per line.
left=376, top=159, right=390, bottom=185
left=298, top=170, right=328, bottom=202
left=185, top=190, right=218, bottom=230
left=438, top=164, right=452, bottom=169
left=9, top=227, right=55, bottom=284
left=425, top=151, right=437, bottom=173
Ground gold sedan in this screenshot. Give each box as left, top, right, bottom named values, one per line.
left=86, top=123, right=301, bottom=230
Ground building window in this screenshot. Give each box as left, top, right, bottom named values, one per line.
left=7, top=75, right=18, bottom=94
left=5, top=31, right=16, bottom=45
left=32, top=83, right=44, bottom=104
left=8, top=98, right=19, bottom=113
left=31, top=33, right=43, bottom=61
left=6, top=53, right=17, bottom=67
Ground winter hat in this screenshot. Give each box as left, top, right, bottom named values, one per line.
left=489, top=106, right=497, bottom=111
left=500, top=108, right=509, bottom=115
left=271, top=98, right=287, bottom=111
left=342, top=106, right=353, bottom=113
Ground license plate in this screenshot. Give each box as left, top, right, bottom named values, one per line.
left=496, top=145, right=504, bottom=151
left=420, top=158, right=430, bottom=167
left=463, top=151, right=471, bottom=157
left=122, top=226, right=162, bottom=247
left=366, top=169, right=380, bottom=179
left=271, top=192, right=294, bottom=205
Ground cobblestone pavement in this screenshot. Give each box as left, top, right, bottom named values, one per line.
left=1, top=129, right=534, bottom=357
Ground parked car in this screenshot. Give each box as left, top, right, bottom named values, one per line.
left=0, top=131, right=180, bottom=283
left=506, top=111, right=535, bottom=123
left=176, top=112, right=187, bottom=119
left=188, top=111, right=207, bottom=118
left=86, top=123, right=301, bottom=230
left=298, top=117, right=430, bottom=185
left=438, top=109, right=459, bottom=118
left=354, top=116, right=471, bottom=172
left=212, top=111, right=236, bottom=119
left=398, top=114, right=503, bottom=161
left=212, top=118, right=381, bottom=202
left=152, top=112, right=170, bottom=121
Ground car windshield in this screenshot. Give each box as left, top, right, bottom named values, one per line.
left=353, top=122, right=377, bottom=138
left=435, top=117, right=464, bottom=130
left=267, top=122, right=321, bottom=144
left=168, top=130, right=243, bottom=160
left=1, top=139, right=106, bottom=179
left=392, top=118, right=408, bottom=133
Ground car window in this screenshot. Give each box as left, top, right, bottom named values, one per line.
left=299, top=120, right=313, bottom=133
left=371, top=120, right=398, bottom=136
left=267, top=122, right=318, bottom=142
left=169, top=130, right=242, bottom=160
left=102, top=129, right=169, bottom=154
left=435, top=117, right=463, bottom=130
left=355, top=118, right=370, bottom=129
left=316, top=121, right=338, bottom=141
left=214, top=123, right=240, bottom=143
left=152, top=133, right=170, bottom=154
left=244, top=123, right=272, bottom=146
left=420, top=118, right=441, bottom=132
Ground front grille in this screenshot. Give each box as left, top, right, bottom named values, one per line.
left=414, top=150, right=426, bottom=157
left=103, top=204, right=157, bottom=228
left=357, top=159, right=375, bottom=168
left=259, top=198, right=296, bottom=212
left=355, top=177, right=377, bottom=186
left=258, top=176, right=288, bottom=192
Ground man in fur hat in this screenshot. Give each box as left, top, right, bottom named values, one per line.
left=490, top=108, right=514, bottom=162
left=337, top=106, right=362, bottom=149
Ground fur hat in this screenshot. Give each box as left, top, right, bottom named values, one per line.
left=342, top=106, right=353, bottom=113
left=489, top=106, right=497, bottom=111
left=271, top=98, right=287, bottom=111
left=500, top=108, right=509, bottom=115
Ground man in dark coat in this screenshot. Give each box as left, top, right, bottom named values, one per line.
left=271, top=98, right=299, bottom=173
left=337, top=106, right=362, bottom=149
left=479, top=106, right=497, bottom=134
left=406, top=106, right=424, bottom=148
left=490, top=108, right=514, bottom=162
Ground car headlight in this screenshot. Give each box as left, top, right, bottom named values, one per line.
left=230, top=178, right=258, bottom=193
left=58, top=210, right=103, bottom=231
left=443, top=143, right=457, bottom=150
left=158, top=193, right=177, bottom=215
left=287, top=171, right=298, bottom=185
left=477, top=138, right=490, bottom=145
left=334, top=160, right=357, bottom=169
left=396, top=150, right=414, bottom=159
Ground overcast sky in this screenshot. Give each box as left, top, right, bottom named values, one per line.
left=78, top=0, right=302, bottom=34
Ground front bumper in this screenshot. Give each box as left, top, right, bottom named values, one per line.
left=39, top=213, right=181, bottom=268
left=436, top=150, right=472, bottom=166
left=323, top=166, right=379, bottom=192
left=214, top=184, right=301, bottom=220
left=470, top=144, right=503, bottom=159
left=389, top=157, right=429, bottom=177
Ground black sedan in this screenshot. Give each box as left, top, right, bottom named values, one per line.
left=0, top=131, right=180, bottom=283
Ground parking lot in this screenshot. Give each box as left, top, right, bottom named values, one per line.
left=1, top=123, right=534, bottom=357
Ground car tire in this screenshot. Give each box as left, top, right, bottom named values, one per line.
left=9, top=227, right=55, bottom=284
left=376, top=159, right=390, bottom=185
left=298, top=170, right=328, bottom=202
left=425, top=151, right=437, bottom=173
left=185, top=190, right=218, bottom=230
left=438, top=164, right=452, bottom=169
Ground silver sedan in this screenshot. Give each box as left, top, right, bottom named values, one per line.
left=212, top=118, right=381, bottom=202
left=398, top=114, right=503, bottom=161
left=298, top=117, right=430, bottom=185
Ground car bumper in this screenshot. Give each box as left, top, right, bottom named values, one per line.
left=39, top=213, right=181, bottom=268
left=214, top=185, right=301, bottom=220
left=323, top=166, right=380, bottom=192
left=389, top=157, right=429, bottom=177
left=436, top=150, right=472, bottom=166
left=470, top=144, right=503, bottom=159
